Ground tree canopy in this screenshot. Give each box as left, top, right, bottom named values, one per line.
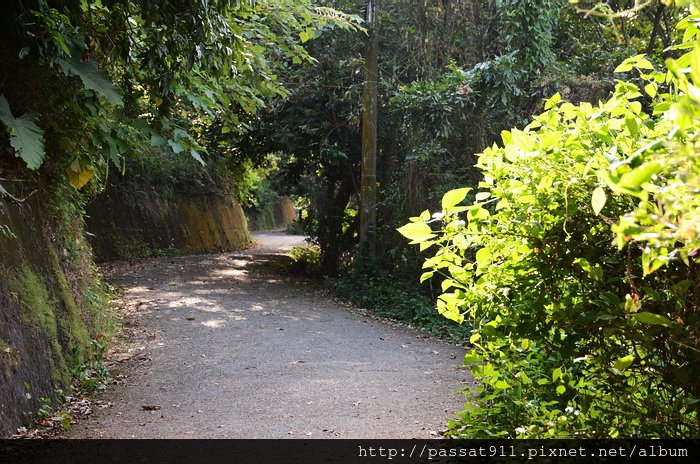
left=0, top=0, right=360, bottom=190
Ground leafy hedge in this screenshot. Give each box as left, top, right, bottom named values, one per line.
left=400, top=4, right=700, bottom=438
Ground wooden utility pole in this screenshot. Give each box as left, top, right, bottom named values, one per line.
left=360, top=0, right=378, bottom=260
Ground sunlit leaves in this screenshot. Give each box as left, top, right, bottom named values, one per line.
left=441, top=187, right=471, bottom=210
left=400, top=7, right=700, bottom=438
left=591, top=187, right=607, bottom=215
left=396, top=221, right=435, bottom=243
left=614, top=54, right=655, bottom=73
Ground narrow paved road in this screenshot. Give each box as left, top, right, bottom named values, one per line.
left=71, top=233, right=470, bottom=438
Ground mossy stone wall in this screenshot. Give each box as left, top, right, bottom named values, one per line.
left=0, top=195, right=96, bottom=436
left=245, top=196, right=297, bottom=231
left=85, top=185, right=251, bottom=261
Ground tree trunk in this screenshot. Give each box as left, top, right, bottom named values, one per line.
left=360, top=0, right=379, bottom=261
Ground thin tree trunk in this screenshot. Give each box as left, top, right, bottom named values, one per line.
left=360, top=0, right=379, bottom=261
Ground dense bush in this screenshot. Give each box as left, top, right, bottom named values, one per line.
left=400, top=6, right=700, bottom=438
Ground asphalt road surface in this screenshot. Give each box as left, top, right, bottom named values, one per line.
left=69, top=232, right=471, bottom=438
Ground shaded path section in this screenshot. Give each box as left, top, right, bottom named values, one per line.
left=71, top=233, right=470, bottom=438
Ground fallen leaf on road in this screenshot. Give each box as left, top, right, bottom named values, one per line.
left=141, top=405, right=161, bottom=411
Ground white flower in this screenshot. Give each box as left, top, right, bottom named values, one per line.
left=432, top=212, right=445, bottom=220
left=565, top=406, right=575, bottom=414
left=515, top=427, right=527, bottom=434
left=454, top=220, right=466, bottom=227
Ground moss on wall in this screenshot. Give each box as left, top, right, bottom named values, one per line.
left=0, top=190, right=105, bottom=437
left=46, top=245, right=91, bottom=366
left=9, top=265, right=70, bottom=387
left=86, top=185, right=252, bottom=261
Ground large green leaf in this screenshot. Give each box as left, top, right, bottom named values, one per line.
left=0, top=95, right=45, bottom=170
left=632, top=312, right=676, bottom=328
left=59, top=56, right=124, bottom=106
left=441, top=187, right=471, bottom=210
left=397, top=221, right=434, bottom=242
left=618, top=161, right=662, bottom=189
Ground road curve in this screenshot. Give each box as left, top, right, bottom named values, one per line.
left=69, top=233, right=471, bottom=438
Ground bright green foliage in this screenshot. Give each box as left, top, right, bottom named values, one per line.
left=401, top=5, right=700, bottom=438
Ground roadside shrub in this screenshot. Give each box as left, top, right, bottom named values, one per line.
left=400, top=6, right=700, bottom=438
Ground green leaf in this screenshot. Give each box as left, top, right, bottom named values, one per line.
left=397, top=221, right=433, bottom=242
left=190, top=148, right=205, bottom=166
left=636, top=58, right=654, bottom=70
left=475, top=191, right=491, bottom=201
left=556, top=385, right=566, bottom=395
left=493, top=380, right=511, bottom=390
left=419, top=271, right=434, bottom=283
left=475, top=248, right=491, bottom=268
left=614, top=355, right=635, bottom=372
left=544, top=92, right=561, bottom=110
left=618, top=161, right=662, bottom=189
left=552, top=367, right=562, bottom=381
left=632, top=312, right=676, bottom=328
left=464, top=351, right=482, bottom=364
left=168, top=140, right=185, bottom=154
left=59, top=55, right=124, bottom=106
left=419, top=241, right=434, bottom=252
left=150, top=134, right=167, bottom=146
left=0, top=95, right=45, bottom=170
left=517, top=371, right=531, bottom=384
left=299, top=29, right=312, bottom=43
left=644, top=83, right=657, bottom=98
left=614, top=54, right=648, bottom=73
left=614, top=61, right=634, bottom=73
left=441, top=187, right=471, bottom=210
left=591, top=187, right=607, bottom=215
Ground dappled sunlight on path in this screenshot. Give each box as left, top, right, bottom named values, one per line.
left=69, top=233, right=471, bottom=438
